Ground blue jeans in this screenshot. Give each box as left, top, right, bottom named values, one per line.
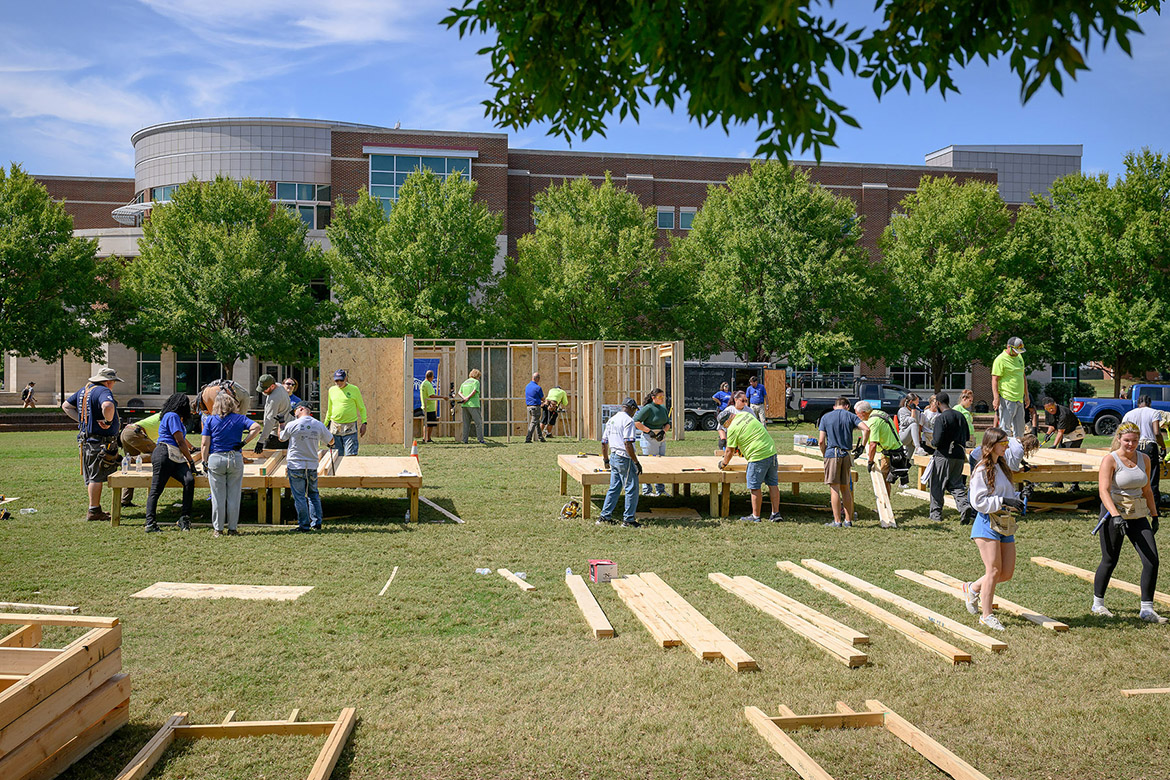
left=601, top=453, right=640, bottom=523
left=288, top=468, right=323, bottom=530
left=207, top=450, right=244, bottom=531
left=334, top=432, right=359, bottom=456
left=640, top=433, right=665, bottom=493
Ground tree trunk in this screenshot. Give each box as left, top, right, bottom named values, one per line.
left=1113, top=354, right=1123, bottom=399
left=932, top=356, right=945, bottom=394
left=223, top=363, right=234, bottom=382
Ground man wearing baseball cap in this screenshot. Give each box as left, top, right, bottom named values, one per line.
left=323, top=369, right=367, bottom=457
left=991, top=336, right=1029, bottom=438
left=61, top=367, right=124, bottom=522
left=598, top=397, right=643, bottom=527
left=254, top=373, right=292, bottom=453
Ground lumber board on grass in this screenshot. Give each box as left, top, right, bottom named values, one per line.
left=801, top=559, right=1006, bottom=653
left=895, top=570, right=999, bottom=608
left=610, top=578, right=681, bottom=647
left=633, top=574, right=720, bottom=661
left=1031, top=556, right=1170, bottom=607
left=727, top=579, right=871, bottom=647
left=768, top=712, right=886, bottom=730
left=709, top=574, right=866, bottom=667
left=919, top=570, right=1069, bottom=632
left=1121, top=687, right=1170, bottom=697
left=866, top=699, right=993, bottom=780
left=0, top=649, right=121, bottom=755
left=639, top=572, right=757, bottom=671
left=565, top=575, right=614, bottom=638
left=834, top=702, right=855, bottom=714
left=112, top=712, right=189, bottom=780
left=497, top=569, right=536, bottom=592
left=0, top=673, right=130, bottom=780
left=899, top=488, right=957, bottom=509
left=23, top=698, right=129, bottom=780
left=170, top=720, right=340, bottom=738
left=419, top=495, right=464, bottom=523
left=0, top=647, right=63, bottom=676
left=869, top=469, right=897, bottom=528
left=306, top=707, right=357, bottom=780
left=0, top=614, right=117, bottom=629
left=0, top=624, right=42, bottom=648
left=0, top=602, right=79, bottom=615
left=0, top=626, right=121, bottom=732
left=777, top=562, right=972, bottom=665
left=130, top=582, right=314, bottom=601
left=744, top=706, right=836, bottom=780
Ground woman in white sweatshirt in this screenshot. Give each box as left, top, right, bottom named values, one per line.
left=962, top=427, right=1026, bottom=631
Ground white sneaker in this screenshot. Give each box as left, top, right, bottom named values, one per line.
left=915, top=447, right=927, bottom=456
left=1090, top=604, right=1114, bottom=617
left=1139, top=609, right=1168, bottom=624
left=979, top=614, right=1005, bottom=631
left=962, top=582, right=980, bottom=615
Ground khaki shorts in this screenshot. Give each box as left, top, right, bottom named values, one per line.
left=824, top=455, right=853, bottom=485
left=874, top=452, right=891, bottom=479
left=120, top=424, right=154, bottom=458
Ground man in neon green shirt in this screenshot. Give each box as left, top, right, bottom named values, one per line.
left=855, top=401, right=902, bottom=508
left=720, top=408, right=781, bottom=522
left=454, top=369, right=485, bottom=444
left=323, top=369, right=367, bottom=455
left=419, top=370, right=438, bottom=443
left=542, top=386, right=569, bottom=439
left=991, top=336, right=1028, bottom=438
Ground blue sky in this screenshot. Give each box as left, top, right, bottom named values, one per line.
left=1, top=1, right=1167, bottom=179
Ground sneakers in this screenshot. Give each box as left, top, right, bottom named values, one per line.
left=226, top=529, right=240, bottom=536
left=739, top=515, right=762, bottom=523
left=1139, top=609, right=1168, bottom=624
left=654, top=488, right=668, bottom=497
left=979, top=614, right=1005, bottom=631
left=959, top=507, right=976, bottom=525
left=121, top=499, right=137, bottom=508
left=641, top=488, right=653, bottom=497
left=620, top=519, right=641, bottom=528
left=212, top=530, right=223, bottom=538
left=310, top=523, right=321, bottom=530
left=842, top=519, right=853, bottom=527
left=1090, top=604, right=1114, bottom=617
left=962, top=582, right=980, bottom=615
left=144, top=522, right=162, bottom=533
left=825, top=521, right=843, bottom=528
left=595, top=516, right=616, bottom=525
left=914, top=447, right=927, bottom=456
left=768, top=512, right=784, bottom=523
left=177, top=517, right=191, bottom=531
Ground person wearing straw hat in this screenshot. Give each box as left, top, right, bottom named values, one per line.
left=62, top=367, right=125, bottom=522
left=991, top=336, right=1029, bottom=438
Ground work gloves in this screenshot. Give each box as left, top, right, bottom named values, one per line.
left=653, top=429, right=666, bottom=442
left=603, top=457, right=610, bottom=470
left=635, top=462, right=643, bottom=476
left=1002, top=497, right=1025, bottom=514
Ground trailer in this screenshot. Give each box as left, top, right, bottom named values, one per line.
left=665, top=361, right=787, bottom=431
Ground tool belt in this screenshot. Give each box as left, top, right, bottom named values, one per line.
left=1114, top=493, right=1150, bottom=520
left=989, top=509, right=1017, bottom=537
left=80, top=434, right=121, bottom=468
left=330, top=421, right=358, bottom=436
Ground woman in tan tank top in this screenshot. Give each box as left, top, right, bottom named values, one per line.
left=1093, top=422, right=1162, bottom=622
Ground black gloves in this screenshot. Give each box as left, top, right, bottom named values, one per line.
left=1153, top=515, right=1160, bottom=535
left=253, top=441, right=264, bottom=454
left=866, top=460, right=874, bottom=473
left=653, top=429, right=666, bottom=441
left=852, top=442, right=864, bottom=459
left=1002, top=497, right=1025, bottom=514
left=635, top=461, right=643, bottom=476
left=603, top=458, right=610, bottom=470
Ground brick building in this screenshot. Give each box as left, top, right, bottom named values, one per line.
left=1, top=117, right=1081, bottom=407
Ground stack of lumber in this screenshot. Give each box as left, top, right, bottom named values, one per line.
left=611, top=573, right=757, bottom=671
left=0, top=614, right=127, bottom=780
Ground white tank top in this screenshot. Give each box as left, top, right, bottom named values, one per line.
left=1109, top=451, right=1148, bottom=498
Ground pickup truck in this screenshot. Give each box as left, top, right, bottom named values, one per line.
left=796, top=379, right=911, bottom=424
left=1071, top=384, right=1170, bottom=436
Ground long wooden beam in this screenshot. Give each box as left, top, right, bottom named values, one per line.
left=0, top=602, right=79, bottom=614
left=777, top=562, right=971, bottom=665
left=768, top=711, right=886, bottom=730
left=866, top=699, right=993, bottom=780
left=0, top=614, right=118, bottom=629
left=565, top=574, right=614, bottom=638
left=113, top=712, right=189, bottom=780
left=917, top=569, right=1069, bottom=632
left=0, top=624, right=42, bottom=648
left=732, top=575, right=868, bottom=646
left=869, top=469, right=897, bottom=528
left=1120, top=687, right=1170, bottom=697
left=0, top=647, right=64, bottom=676
left=801, top=560, right=1006, bottom=653
left=497, top=568, right=536, bottom=592
left=171, top=720, right=340, bottom=739
left=744, top=706, right=836, bottom=780
left=1031, top=556, right=1170, bottom=607
left=639, top=572, right=757, bottom=671
left=22, top=698, right=129, bottom=780
left=610, top=577, right=681, bottom=647
left=306, top=707, right=357, bottom=780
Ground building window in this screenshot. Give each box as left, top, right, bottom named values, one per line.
left=889, top=360, right=966, bottom=392
left=368, top=154, right=473, bottom=215
left=137, top=352, right=162, bottom=395
left=657, top=207, right=675, bottom=230
left=1050, top=361, right=1079, bottom=382
left=680, top=208, right=696, bottom=230
left=150, top=185, right=179, bottom=202
left=275, top=182, right=330, bottom=229
left=175, top=351, right=223, bottom=395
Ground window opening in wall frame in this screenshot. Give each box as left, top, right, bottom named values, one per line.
left=656, top=207, right=675, bottom=230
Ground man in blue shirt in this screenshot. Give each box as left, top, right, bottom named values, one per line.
left=62, top=367, right=125, bottom=522
left=524, top=372, right=546, bottom=443
left=746, top=376, right=767, bottom=425
left=818, top=396, right=869, bottom=528
left=279, top=404, right=335, bottom=531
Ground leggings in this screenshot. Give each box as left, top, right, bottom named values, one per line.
left=1094, top=511, right=1159, bottom=600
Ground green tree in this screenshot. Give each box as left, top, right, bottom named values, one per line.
left=326, top=169, right=503, bottom=337
left=118, top=176, right=333, bottom=380
left=1037, top=150, right=1170, bottom=396
left=678, top=161, right=883, bottom=364
left=443, top=2, right=1159, bottom=160
left=879, top=176, right=1032, bottom=392
left=493, top=172, right=697, bottom=340
left=0, top=163, right=112, bottom=363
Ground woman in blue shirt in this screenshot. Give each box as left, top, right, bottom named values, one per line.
left=144, top=393, right=198, bottom=534
left=200, top=392, right=261, bottom=536
left=283, top=377, right=302, bottom=407
left=713, top=382, right=733, bottom=450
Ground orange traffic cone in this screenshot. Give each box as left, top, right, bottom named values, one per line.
left=410, top=439, right=419, bottom=459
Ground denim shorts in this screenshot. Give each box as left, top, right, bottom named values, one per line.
left=970, top=512, right=1014, bottom=543
left=746, top=454, right=779, bottom=490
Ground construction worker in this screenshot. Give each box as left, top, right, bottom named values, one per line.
left=282, top=377, right=302, bottom=407
left=720, top=405, right=782, bottom=522
left=118, top=410, right=163, bottom=508
left=143, top=393, right=198, bottom=534
left=1123, top=395, right=1165, bottom=507
left=524, top=372, right=546, bottom=443
left=746, top=375, right=767, bottom=425
left=255, top=373, right=291, bottom=452
left=924, top=391, right=975, bottom=524
left=633, top=388, right=670, bottom=496
left=853, top=401, right=901, bottom=511
left=956, top=389, right=976, bottom=446
left=714, top=382, right=733, bottom=450
left=1043, top=396, right=1087, bottom=491
left=598, top=397, right=643, bottom=527
left=279, top=403, right=334, bottom=532
left=542, top=386, right=569, bottom=438
left=419, top=370, right=438, bottom=443
left=991, top=336, right=1029, bottom=438
left=323, top=369, right=367, bottom=455
left=61, top=367, right=124, bottom=522
left=819, top=396, right=869, bottom=528
left=454, top=368, right=485, bottom=444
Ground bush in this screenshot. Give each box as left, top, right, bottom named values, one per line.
left=1027, top=380, right=1044, bottom=405
left=1041, top=381, right=1096, bottom=406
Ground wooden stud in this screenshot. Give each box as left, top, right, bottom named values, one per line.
left=776, top=705, right=797, bottom=717
left=22, top=699, right=129, bottom=780
left=744, top=706, right=836, bottom=780
left=834, top=702, right=855, bottom=714
left=0, top=602, right=79, bottom=614
left=420, top=495, right=463, bottom=524
left=170, top=720, right=340, bottom=739
left=287, top=708, right=300, bottom=722
left=869, top=469, right=897, bottom=528
left=777, top=562, right=972, bottom=665
left=1031, top=556, right=1170, bottom=607
left=900, top=488, right=957, bottom=510
left=767, top=712, right=886, bottom=730
left=0, top=648, right=61, bottom=677
left=865, top=699, right=993, bottom=780
left=0, top=624, right=42, bottom=648
left=306, top=707, right=357, bottom=780
left=111, top=488, right=122, bottom=526
left=379, top=567, right=399, bottom=596
left=565, top=574, right=614, bottom=638
left=916, top=570, right=1069, bottom=632
left=222, top=710, right=236, bottom=724
left=113, top=712, right=190, bottom=780
left=611, top=577, right=682, bottom=648
left=1121, top=687, right=1170, bottom=697
left=0, top=614, right=118, bottom=629
left=801, top=560, right=1006, bottom=653
left=731, top=575, right=868, bottom=646
left=497, top=568, right=536, bottom=592
left=638, top=572, right=757, bottom=671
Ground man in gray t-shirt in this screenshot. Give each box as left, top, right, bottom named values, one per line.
left=279, top=404, right=334, bottom=531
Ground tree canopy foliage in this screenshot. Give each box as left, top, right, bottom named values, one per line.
left=118, top=176, right=333, bottom=379
left=326, top=169, right=502, bottom=338
left=443, top=1, right=1160, bottom=159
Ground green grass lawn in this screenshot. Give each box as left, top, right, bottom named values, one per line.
left=1, top=428, right=1167, bottom=780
